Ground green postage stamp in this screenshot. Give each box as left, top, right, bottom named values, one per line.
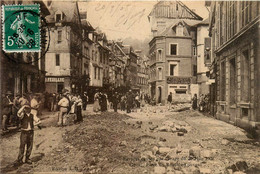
left=2, top=4, right=40, bottom=52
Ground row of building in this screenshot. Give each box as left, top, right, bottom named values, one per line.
left=207, top=1, right=260, bottom=133
left=1, top=0, right=149, bottom=102
left=146, top=1, right=259, bottom=134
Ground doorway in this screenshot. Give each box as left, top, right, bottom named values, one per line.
left=158, top=87, right=162, bottom=103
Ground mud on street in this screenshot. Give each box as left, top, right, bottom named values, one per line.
left=1, top=106, right=260, bottom=174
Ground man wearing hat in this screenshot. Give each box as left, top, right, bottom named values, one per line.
left=15, top=104, right=41, bottom=165
left=1, top=91, right=13, bottom=132
left=57, top=92, right=70, bottom=126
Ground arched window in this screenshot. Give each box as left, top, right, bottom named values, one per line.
left=158, top=68, right=162, bottom=80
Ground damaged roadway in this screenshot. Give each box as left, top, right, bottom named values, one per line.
left=0, top=105, right=259, bottom=174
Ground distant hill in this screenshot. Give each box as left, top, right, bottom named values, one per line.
left=122, top=37, right=150, bottom=57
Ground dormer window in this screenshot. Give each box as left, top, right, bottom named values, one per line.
left=56, top=14, right=61, bottom=22
left=55, top=11, right=64, bottom=23
left=176, top=24, right=184, bottom=36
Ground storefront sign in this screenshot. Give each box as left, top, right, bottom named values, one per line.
left=167, top=77, right=191, bottom=84
left=45, top=77, right=64, bottom=82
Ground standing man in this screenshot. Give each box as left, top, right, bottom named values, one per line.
left=126, top=90, right=133, bottom=113
left=19, top=94, right=29, bottom=107
left=82, top=92, right=88, bottom=111
left=57, top=93, right=70, bottom=127
left=1, top=91, right=13, bottom=132
left=167, top=92, right=173, bottom=109
left=15, top=105, right=41, bottom=165
left=112, top=92, right=119, bottom=112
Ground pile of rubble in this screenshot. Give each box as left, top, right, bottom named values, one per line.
left=169, top=103, right=192, bottom=112
left=140, top=141, right=220, bottom=174
left=150, top=120, right=192, bottom=137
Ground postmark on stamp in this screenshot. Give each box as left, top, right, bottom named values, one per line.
left=2, top=4, right=41, bottom=52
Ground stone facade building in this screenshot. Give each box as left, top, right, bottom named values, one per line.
left=208, top=1, right=260, bottom=131
left=148, top=1, right=203, bottom=104
left=45, top=1, right=82, bottom=94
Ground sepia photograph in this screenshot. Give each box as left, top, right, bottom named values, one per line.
left=0, top=0, right=259, bottom=173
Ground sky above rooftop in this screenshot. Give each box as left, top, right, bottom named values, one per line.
left=78, top=1, right=209, bottom=41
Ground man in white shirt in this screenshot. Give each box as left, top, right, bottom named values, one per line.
left=57, top=93, right=70, bottom=126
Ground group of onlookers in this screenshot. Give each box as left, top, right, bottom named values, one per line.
left=1, top=91, right=41, bottom=132
left=91, top=89, right=151, bottom=114
left=56, top=91, right=89, bottom=127
left=192, top=93, right=210, bottom=112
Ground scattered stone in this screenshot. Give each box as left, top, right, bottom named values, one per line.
left=189, top=146, right=201, bottom=158
left=199, top=168, right=211, bottom=174
left=159, top=137, right=167, bottom=142
left=142, top=169, right=148, bottom=173
left=159, top=160, right=170, bottom=167
left=149, top=125, right=158, bottom=131
left=178, top=128, right=188, bottom=133
left=166, top=149, right=177, bottom=159
left=166, top=166, right=174, bottom=172
left=233, top=172, right=246, bottom=174
left=158, top=141, right=166, bottom=147
left=226, top=161, right=249, bottom=173
left=119, top=141, right=127, bottom=146
left=158, top=126, right=171, bottom=132
left=141, top=151, right=156, bottom=160
left=221, top=139, right=230, bottom=145
left=152, top=146, right=159, bottom=155
left=154, top=166, right=166, bottom=174
left=201, top=149, right=215, bottom=159
left=177, top=132, right=184, bottom=136
left=159, top=147, right=171, bottom=155
left=179, top=149, right=190, bottom=159
left=148, top=121, right=153, bottom=125
left=162, top=121, right=174, bottom=127
left=136, top=121, right=143, bottom=125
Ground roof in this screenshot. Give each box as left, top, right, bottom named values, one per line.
left=122, top=45, right=131, bottom=55
left=81, top=20, right=94, bottom=31
left=148, top=1, right=203, bottom=21
left=194, top=18, right=209, bottom=26
left=46, top=1, right=80, bottom=24
left=158, top=19, right=201, bottom=36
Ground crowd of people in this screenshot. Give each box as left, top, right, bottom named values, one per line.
left=192, top=93, right=210, bottom=113
left=0, top=90, right=90, bottom=132
left=1, top=91, right=42, bottom=132
left=92, top=89, right=151, bottom=114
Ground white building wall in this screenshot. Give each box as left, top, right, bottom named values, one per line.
left=197, top=25, right=209, bottom=73
left=45, top=53, right=71, bottom=76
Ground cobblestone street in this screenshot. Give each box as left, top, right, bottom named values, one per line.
left=1, top=105, right=259, bottom=174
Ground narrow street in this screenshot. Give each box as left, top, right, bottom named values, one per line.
left=0, top=105, right=259, bottom=174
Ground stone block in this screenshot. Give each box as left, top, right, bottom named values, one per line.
left=159, top=147, right=172, bottom=155
left=201, top=149, right=215, bottom=159
left=221, top=139, right=230, bottom=145
left=199, top=168, right=211, bottom=174
left=154, top=166, right=166, bottom=174
left=189, top=146, right=201, bottom=158
left=152, top=146, right=159, bottom=155
left=158, top=126, right=171, bottom=132
left=177, top=132, right=184, bottom=136
left=158, top=141, right=166, bottom=147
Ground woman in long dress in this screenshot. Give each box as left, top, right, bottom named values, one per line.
left=93, top=92, right=100, bottom=112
